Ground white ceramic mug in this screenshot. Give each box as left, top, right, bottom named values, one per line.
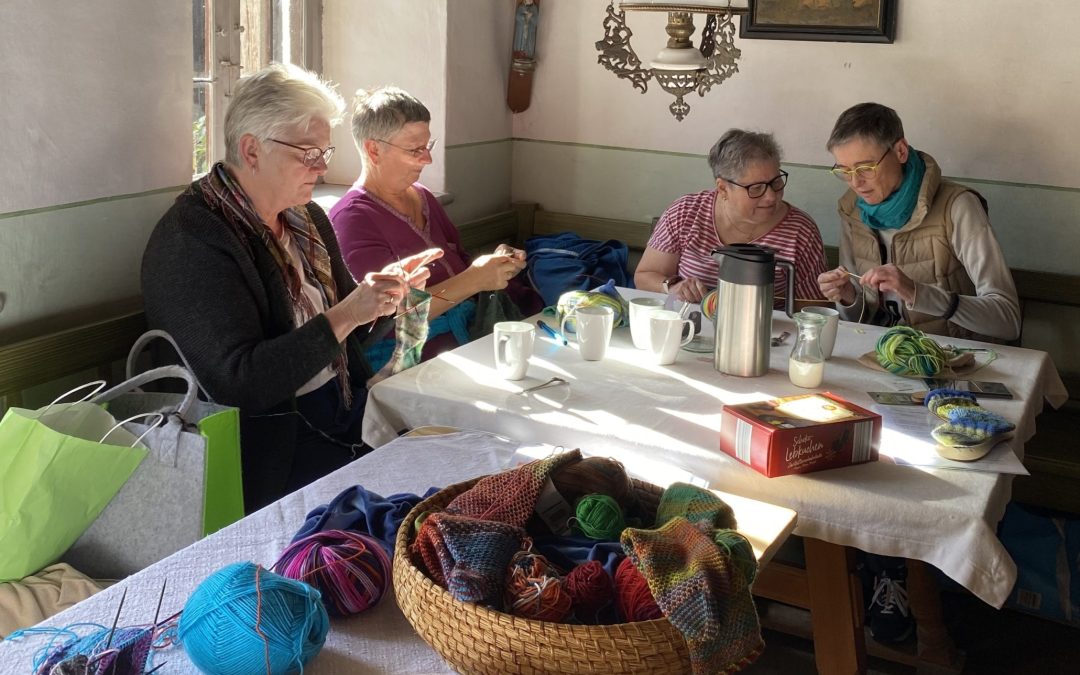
left=629, top=297, right=665, bottom=350
left=493, top=321, right=535, bottom=380
left=560, top=306, right=614, bottom=361
left=648, top=310, right=695, bottom=365
left=800, top=306, right=840, bottom=359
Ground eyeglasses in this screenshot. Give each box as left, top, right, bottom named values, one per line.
left=270, top=139, right=335, bottom=167
left=830, top=145, right=894, bottom=182
left=723, top=170, right=788, bottom=199
left=376, top=138, right=438, bottom=158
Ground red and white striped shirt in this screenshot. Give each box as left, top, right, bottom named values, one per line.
left=648, top=190, right=828, bottom=301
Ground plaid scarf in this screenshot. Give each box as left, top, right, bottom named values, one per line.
left=189, top=163, right=352, bottom=405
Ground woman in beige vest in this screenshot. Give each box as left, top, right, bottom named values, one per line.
left=816, top=103, right=1019, bottom=343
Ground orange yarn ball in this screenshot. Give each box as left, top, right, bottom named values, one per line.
left=504, top=551, right=572, bottom=622
left=614, top=557, right=662, bottom=622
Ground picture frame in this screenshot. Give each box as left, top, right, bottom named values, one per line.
left=740, top=0, right=897, bottom=44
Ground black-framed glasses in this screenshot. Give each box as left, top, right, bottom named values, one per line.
left=723, top=170, right=788, bottom=199
left=830, top=145, right=894, bottom=182
left=376, top=138, right=438, bottom=158
left=269, top=139, right=335, bottom=167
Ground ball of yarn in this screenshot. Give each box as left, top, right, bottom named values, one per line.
left=701, top=289, right=719, bottom=323
left=552, top=456, right=637, bottom=515
left=179, top=562, right=329, bottom=675
left=504, top=551, right=572, bottom=622
left=272, top=529, right=391, bottom=617
left=875, top=325, right=949, bottom=378
left=614, top=557, right=662, bottom=622
left=573, top=494, right=626, bottom=540
left=557, top=290, right=627, bottom=330
left=565, top=560, right=615, bottom=623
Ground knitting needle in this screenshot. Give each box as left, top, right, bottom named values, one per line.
left=103, top=587, right=127, bottom=651
left=152, top=579, right=167, bottom=628
left=391, top=291, right=456, bottom=320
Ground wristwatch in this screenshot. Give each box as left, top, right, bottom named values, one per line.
left=661, top=275, right=682, bottom=294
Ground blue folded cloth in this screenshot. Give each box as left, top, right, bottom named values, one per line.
left=292, top=484, right=441, bottom=555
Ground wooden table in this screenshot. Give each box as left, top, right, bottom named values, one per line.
left=364, top=290, right=1068, bottom=674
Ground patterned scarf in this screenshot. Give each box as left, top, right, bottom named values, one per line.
left=857, top=148, right=926, bottom=231
left=189, top=163, right=352, bottom=405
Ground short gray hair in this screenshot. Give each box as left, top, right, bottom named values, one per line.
left=826, top=102, right=905, bottom=152
left=351, top=87, right=431, bottom=167
left=707, top=129, right=783, bottom=181
left=223, top=63, right=345, bottom=166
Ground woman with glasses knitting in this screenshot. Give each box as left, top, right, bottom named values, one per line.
left=329, top=87, right=542, bottom=371
left=141, top=64, right=437, bottom=513
left=817, top=102, right=1020, bottom=342
left=635, top=129, right=829, bottom=305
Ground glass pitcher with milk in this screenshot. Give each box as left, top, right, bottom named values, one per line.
left=789, top=311, right=826, bottom=388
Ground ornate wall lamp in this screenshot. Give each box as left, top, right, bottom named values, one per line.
left=596, top=1, right=750, bottom=121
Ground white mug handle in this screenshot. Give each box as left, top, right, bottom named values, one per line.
left=679, top=319, right=696, bottom=347
left=496, top=334, right=511, bottom=369
left=560, top=313, right=578, bottom=344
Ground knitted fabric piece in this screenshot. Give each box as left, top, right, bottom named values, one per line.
left=925, top=388, right=1014, bottom=448
left=622, top=518, right=763, bottom=674
left=410, top=512, right=525, bottom=607
left=368, top=287, right=432, bottom=386
left=446, top=450, right=581, bottom=528
left=656, top=482, right=737, bottom=531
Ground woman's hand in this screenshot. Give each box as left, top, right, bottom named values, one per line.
left=344, top=272, right=409, bottom=325
left=380, top=248, right=443, bottom=290
left=818, top=267, right=858, bottom=306
left=672, top=278, right=708, bottom=303
left=493, top=243, right=527, bottom=263
left=466, top=252, right=527, bottom=291
left=862, top=264, right=916, bottom=305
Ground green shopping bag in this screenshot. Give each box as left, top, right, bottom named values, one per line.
left=0, top=395, right=148, bottom=583
left=64, top=363, right=244, bottom=579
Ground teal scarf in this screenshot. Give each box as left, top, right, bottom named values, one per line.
left=857, top=148, right=925, bottom=231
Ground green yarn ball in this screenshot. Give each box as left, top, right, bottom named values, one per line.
left=875, top=326, right=948, bottom=377
left=713, top=529, right=758, bottom=584
left=574, top=494, right=625, bottom=541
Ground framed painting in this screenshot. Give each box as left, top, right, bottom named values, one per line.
left=740, top=0, right=897, bottom=44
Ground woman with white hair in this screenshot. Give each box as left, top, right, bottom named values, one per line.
left=330, top=86, right=540, bottom=369
left=142, top=64, right=436, bottom=511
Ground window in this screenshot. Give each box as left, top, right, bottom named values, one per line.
left=192, top=0, right=322, bottom=176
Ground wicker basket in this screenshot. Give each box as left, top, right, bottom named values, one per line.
left=393, top=476, right=692, bottom=675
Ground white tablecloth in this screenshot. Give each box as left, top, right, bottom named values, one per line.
left=0, top=432, right=517, bottom=674
left=364, top=290, right=1068, bottom=608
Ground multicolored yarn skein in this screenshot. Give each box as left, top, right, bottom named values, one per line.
left=503, top=550, right=573, bottom=622
left=572, top=494, right=625, bottom=541
left=179, top=561, right=329, bottom=675
left=272, top=529, right=391, bottom=617
left=875, top=325, right=949, bottom=377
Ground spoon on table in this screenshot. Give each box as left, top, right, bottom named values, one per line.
left=519, top=377, right=568, bottom=394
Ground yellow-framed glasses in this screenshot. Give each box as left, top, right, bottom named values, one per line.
left=830, top=145, right=894, bottom=182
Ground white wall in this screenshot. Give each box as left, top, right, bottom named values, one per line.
left=321, top=0, right=449, bottom=191
left=0, top=1, right=190, bottom=340
left=514, top=1, right=1080, bottom=188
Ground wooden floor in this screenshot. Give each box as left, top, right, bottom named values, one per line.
left=746, top=590, right=1080, bottom=674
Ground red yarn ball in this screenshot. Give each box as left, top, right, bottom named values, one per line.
left=614, top=557, right=662, bottom=622
left=564, top=560, right=614, bottom=623
left=504, top=551, right=572, bottom=623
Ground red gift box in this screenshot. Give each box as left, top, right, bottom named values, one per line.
left=719, top=392, right=881, bottom=477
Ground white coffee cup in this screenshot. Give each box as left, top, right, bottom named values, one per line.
left=800, top=306, right=840, bottom=359
left=629, top=297, right=665, bottom=350
left=648, top=309, right=695, bottom=365
left=560, top=305, right=614, bottom=361
left=493, top=321, right=535, bottom=380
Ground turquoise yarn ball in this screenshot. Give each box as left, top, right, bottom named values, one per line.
left=179, top=561, right=329, bottom=675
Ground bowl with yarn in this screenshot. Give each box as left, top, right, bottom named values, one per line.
left=393, top=468, right=695, bottom=675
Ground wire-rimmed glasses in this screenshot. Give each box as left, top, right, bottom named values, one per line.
left=723, top=170, right=788, bottom=199
left=269, top=139, right=335, bottom=167
left=376, top=138, right=438, bottom=158
left=829, top=145, right=894, bottom=182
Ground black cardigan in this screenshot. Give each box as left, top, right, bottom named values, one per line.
left=141, top=190, right=386, bottom=511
